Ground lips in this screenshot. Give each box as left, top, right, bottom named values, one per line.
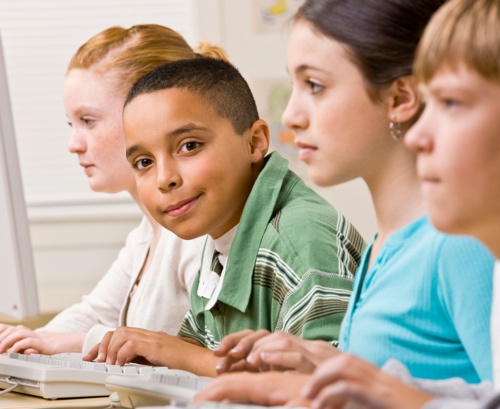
left=80, top=163, right=95, bottom=175
left=418, top=172, right=441, bottom=197
left=417, top=166, right=440, bottom=184
left=164, top=195, right=200, bottom=217
left=295, top=140, right=317, bottom=161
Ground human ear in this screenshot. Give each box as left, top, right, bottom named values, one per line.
left=386, top=76, right=421, bottom=124
left=247, top=119, right=270, bottom=162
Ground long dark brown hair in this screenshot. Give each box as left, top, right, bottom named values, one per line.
left=294, top=0, right=447, bottom=98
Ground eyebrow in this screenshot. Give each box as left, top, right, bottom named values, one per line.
left=427, top=82, right=476, bottom=100
left=293, top=64, right=329, bottom=76
left=72, top=105, right=101, bottom=116
left=126, top=123, right=211, bottom=159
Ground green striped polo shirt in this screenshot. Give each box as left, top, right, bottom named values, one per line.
left=178, top=152, right=365, bottom=349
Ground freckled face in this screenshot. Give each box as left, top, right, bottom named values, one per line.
left=282, top=20, right=391, bottom=187
left=64, top=69, right=135, bottom=193
left=124, top=88, right=260, bottom=240
left=406, top=64, right=500, bottom=245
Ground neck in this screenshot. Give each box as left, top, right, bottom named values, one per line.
left=363, top=147, right=426, bottom=245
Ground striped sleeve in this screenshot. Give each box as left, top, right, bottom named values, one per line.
left=254, top=248, right=354, bottom=345
left=177, top=309, right=207, bottom=346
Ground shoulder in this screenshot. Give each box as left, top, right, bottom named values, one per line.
left=432, top=228, right=494, bottom=266
left=276, top=174, right=342, bottom=231
left=124, top=216, right=153, bottom=246
left=264, top=185, right=364, bottom=277
left=401, top=217, right=491, bottom=261
left=276, top=177, right=363, bottom=250
left=418, top=223, right=496, bottom=279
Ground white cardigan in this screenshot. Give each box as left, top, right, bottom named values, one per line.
left=39, top=217, right=205, bottom=353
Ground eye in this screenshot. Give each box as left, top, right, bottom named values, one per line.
left=442, top=98, right=459, bottom=109
left=66, top=120, right=73, bottom=128
left=306, top=78, right=324, bottom=95
left=180, top=141, right=201, bottom=153
left=81, top=117, right=95, bottom=126
left=132, top=157, right=153, bottom=170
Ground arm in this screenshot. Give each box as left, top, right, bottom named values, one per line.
left=84, top=326, right=219, bottom=377
left=0, top=218, right=150, bottom=355
left=43, top=218, right=151, bottom=352
left=436, top=236, right=495, bottom=381
left=274, top=206, right=360, bottom=348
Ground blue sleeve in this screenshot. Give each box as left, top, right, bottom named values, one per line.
left=437, top=235, right=495, bottom=381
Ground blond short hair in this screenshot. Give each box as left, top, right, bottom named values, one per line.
left=414, top=0, right=500, bottom=83
left=67, top=24, right=228, bottom=93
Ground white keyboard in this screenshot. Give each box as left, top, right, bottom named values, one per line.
left=0, top=352, right=169, bottom=399
left=106, top=370, right=213, bottom=408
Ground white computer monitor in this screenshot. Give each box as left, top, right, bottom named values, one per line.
left=0, top=31, right=39, bottom=320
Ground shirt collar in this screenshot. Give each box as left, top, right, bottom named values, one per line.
left=197, top=225, right=238, bottom=309
left=217, top=152, right=291, bottom=312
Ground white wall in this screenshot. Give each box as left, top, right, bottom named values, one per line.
left=6, top=0, right=377, bottom=314
left=0, top=0, right=194, bottom=313
left=29, top=204, right=141, bottom=312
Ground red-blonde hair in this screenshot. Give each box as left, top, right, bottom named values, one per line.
left=67, top=24, right=228, bottom=93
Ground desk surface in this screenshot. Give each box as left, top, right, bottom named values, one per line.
left=0, top=393, right=110, bottom=409
left=0, top=313, right=57, bottom=330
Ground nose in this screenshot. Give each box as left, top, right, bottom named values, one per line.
left=405, top=105, right=434, bottom=154
left=281, top=89, right=308, bottom=131
left=68, top=126, right=86, bottom=154
left=156, top=159, right=182, bottom=193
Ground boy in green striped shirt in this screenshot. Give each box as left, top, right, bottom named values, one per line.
left=85, top=57, right=365, bottom=377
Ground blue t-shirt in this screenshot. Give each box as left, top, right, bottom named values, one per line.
left=339, top=215, right=494, bottom=383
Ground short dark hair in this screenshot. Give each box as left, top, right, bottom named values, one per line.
left=125, top=57, right=259, bottom=135
left=295, top=0, right=446, bottom=99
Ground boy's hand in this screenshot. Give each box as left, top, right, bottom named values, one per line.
left=215, top=329, right=338, bottom=374
left=194, top=371, right=311, bottom=406
left=303, top=354, right=434, bottom=409
left=0, top=324, right=84, bottom=355
left=83, top=326, right=218, bottom=376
